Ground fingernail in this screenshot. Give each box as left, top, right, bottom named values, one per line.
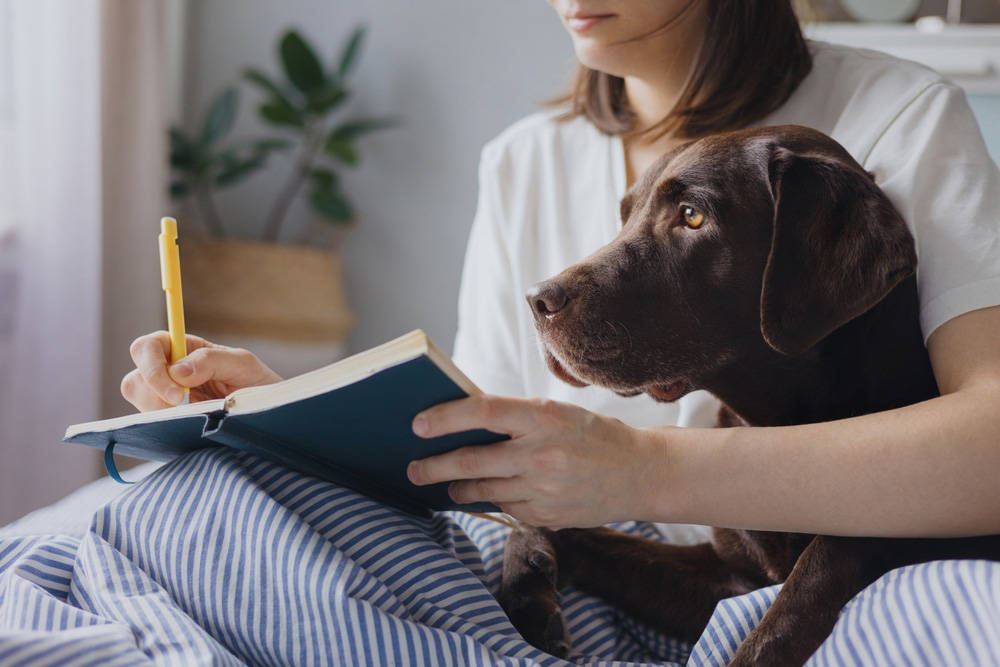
left=407, top=462, right=420, bottom=484
left=165, top=387, right=184, bottom=405
left=412, top=415, right=429, bottom=437
left=172, top=362, right=193, bottom=377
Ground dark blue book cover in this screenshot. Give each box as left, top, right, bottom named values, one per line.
left=64, top=331, right=505, bottom=516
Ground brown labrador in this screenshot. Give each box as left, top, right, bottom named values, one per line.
left=498, top=125, right=1000, bottom=666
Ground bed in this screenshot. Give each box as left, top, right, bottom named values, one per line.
left=1, top=448, right=998, bottom=666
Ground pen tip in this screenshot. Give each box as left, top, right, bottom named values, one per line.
left=160, top=217, right=178, bottom=236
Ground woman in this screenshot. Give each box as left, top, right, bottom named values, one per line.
left=122, top=1, right=1000, bottom=662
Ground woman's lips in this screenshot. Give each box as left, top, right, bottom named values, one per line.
left=566, top=14, right=614, bottom=33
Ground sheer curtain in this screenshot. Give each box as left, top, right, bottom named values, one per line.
left=0, top=0, right=167, bottom=525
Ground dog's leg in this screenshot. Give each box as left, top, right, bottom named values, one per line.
left=731, top=533, right=1000, bottom=667
left=730, top=535, right=888, bottom=667
left=500, top=526, right=757, bottom=655
left=499, top=527, right=573, bottom=658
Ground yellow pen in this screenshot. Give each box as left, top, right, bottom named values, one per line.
left=158, top=216, right=189, bottom=403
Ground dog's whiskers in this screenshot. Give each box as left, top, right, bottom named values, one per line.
left=617, top=320, right=633, bottom=353
left=466, top=512, right=525, bottom=531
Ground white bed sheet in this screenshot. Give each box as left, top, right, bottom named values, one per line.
left=0, top=461, right=163, bottom=538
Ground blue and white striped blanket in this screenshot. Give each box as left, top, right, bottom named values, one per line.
left=1, top=448, right=998, bottom=666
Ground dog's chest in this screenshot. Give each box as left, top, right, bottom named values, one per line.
left=712, top=528, right=815, bottom=584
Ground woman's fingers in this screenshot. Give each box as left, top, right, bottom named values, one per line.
left=121, top=368, right=173, bottom=412
left=412, top=394, right=546, bottom=440
left=166, top=345, right=278, bottom=391
left=408, top=396, right=548, bottom=487
left=408, top=440, right=526, bottom=486
left=446, top=476, right=528, bottom=506
left=123, top=332, right=281, bottom=411
left=129, top=332, right=185, bottom=406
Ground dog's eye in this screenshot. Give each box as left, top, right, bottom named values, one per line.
left=682, top=206, right=704, bottom=229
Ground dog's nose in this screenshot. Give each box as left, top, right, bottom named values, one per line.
left=527, top=280, right=568, bottom=316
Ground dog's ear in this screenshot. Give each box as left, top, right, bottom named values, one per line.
left=760, top=146, right=917, bottom=355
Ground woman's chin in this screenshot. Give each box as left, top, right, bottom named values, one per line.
left=570, top=44, right=633, bottom=78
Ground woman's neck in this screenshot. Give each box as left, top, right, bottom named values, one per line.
left=621, top=82, right=689, bottom=189
left=625, top=73, right=688, bottom=134
left=623, top=78, right=687, bottom=188
left=619, top=8, right=705, bottom=188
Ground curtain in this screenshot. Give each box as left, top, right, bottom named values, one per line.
left=0, top=0, right=167, bottom=525
left=99, top=0, right=171, bottom=420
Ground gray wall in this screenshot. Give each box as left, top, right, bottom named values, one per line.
left=181, top=0, right=574, bottom=355
left=969, top=96, right=1000, bottom=164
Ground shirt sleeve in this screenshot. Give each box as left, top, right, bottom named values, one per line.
left=865, top=81, right=1000, bottom=340
left=451, top=143, right=526, bottom=397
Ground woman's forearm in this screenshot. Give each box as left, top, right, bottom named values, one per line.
left=640, top=383, right=1000, bottom=538
left=411, top=310, right=1000, bottom=532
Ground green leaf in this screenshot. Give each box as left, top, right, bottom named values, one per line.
left=259, top=101, right=305, bottom=129
left=215, top=154, right=266, bottom=188
left=310, top=184, right=353, bottom=222
left=337, top=27, right=366, bottom=79
left=191, top=153, right=215, bottom=181
left=251, top=137, right=294, bottom=153
left=201, top=87, right=239, bottom=147
left=279, top=30, right=326, bottom=96
left=243, top=68, right=291, bottom=102
left=309, top=167, right=339, bottom=190
left=169, top=128, right=199, bottom=170
left=170, top=181, right=190, bottom=199
left=243, top=68, right=304, bottom=115
left=323, top=131, right=359, bottom=165
left=306, top=85, right=347, bottom=114
left=330, top=117, right=397, bottom=140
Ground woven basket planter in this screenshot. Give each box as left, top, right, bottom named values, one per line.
left=179, top=239, right=353, bottom=345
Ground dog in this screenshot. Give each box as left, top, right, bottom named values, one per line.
left=497, top=125, right=1000, bottom=666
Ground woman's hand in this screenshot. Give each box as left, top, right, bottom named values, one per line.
left=407, top=395, right=661, bottom=529
left=121, top=331, right=283, bottom=412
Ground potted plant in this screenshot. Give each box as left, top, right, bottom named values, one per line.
left=169, top=27, right=394, bottom=373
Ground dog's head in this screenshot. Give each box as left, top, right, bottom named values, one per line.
left=527, top=125, right=917, bottom=403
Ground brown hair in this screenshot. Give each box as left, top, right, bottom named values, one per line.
left=555, top=1, right=812, bottom=140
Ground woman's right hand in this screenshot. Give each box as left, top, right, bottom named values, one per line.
left=122, top=331, right=283, bottom=412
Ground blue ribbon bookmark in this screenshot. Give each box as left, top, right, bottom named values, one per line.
left=104, top=441, right=135, bottom=485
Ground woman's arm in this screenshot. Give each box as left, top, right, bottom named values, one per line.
left=409, top=305, right=1000, bottom=537
left=646, top=305, right=1000, bottom=538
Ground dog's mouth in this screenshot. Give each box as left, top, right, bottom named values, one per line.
left=541, top=345, right=690, bottom=403
left=543, top=348, right=590, bottom=388
left=645, top=379, right=688, bottom=402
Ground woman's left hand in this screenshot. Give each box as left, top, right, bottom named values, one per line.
left=406, top=394, right=659, bottom=528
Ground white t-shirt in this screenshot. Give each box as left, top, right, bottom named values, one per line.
left=452, top=40, right=1000, bottom=433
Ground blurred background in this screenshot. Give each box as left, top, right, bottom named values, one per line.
left=0, top=0, right=998, bottom=524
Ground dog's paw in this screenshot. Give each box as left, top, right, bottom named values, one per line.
left=499, top=528, right=572, bottom=658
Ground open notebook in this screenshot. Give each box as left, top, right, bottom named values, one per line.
left=65, top=330, right=504, bottom=516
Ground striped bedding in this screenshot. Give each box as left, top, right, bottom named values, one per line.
left=0, top=447, right=998, bottom=666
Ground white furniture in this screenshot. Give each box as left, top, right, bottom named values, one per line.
left=806, top=22, right=1000, bottom=93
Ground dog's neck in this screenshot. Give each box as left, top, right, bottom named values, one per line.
left=704, top=277, right=939, bottom=428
